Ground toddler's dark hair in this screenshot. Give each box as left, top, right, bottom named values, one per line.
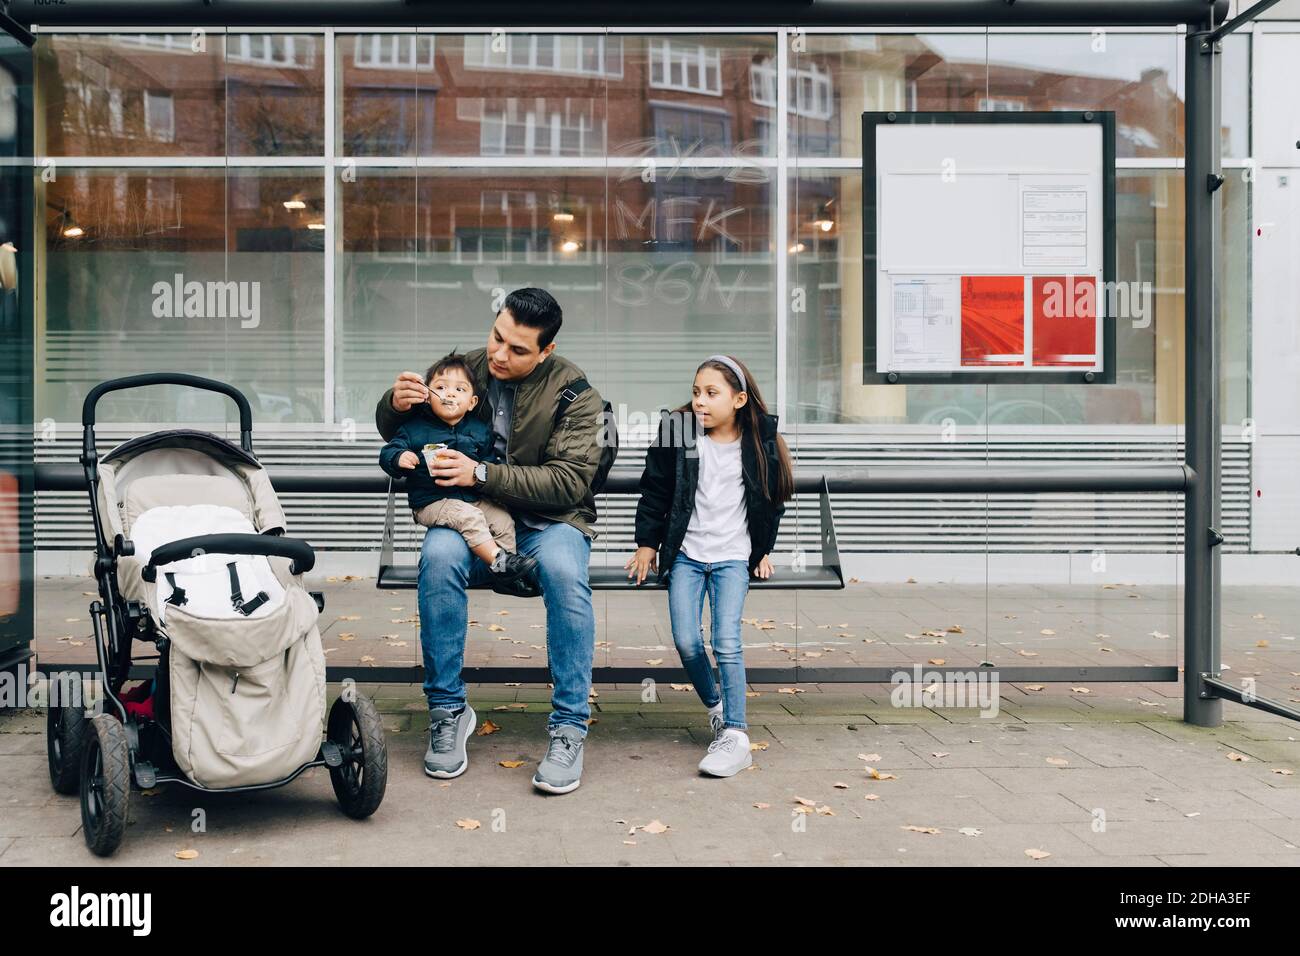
left=425, top=351, right=478, bottom=393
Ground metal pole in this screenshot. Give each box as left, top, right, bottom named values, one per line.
left=1183, top=23, right=1222, bottom=728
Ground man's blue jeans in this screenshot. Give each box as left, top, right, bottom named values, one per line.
left=666, top=554, right=750, bottom=731
left=417, top=519, right=594, bottom=734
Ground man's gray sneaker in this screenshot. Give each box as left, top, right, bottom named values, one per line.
left=425, top=704, right=476, bottom=779
left=532, top=725, right=584, bottom=794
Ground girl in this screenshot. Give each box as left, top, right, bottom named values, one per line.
left=625, top=355, right=794, bottom=776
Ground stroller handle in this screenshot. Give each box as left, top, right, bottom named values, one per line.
left=82, top=373, right=255, bottom=458
left=146, top=533, right=316, bottom=578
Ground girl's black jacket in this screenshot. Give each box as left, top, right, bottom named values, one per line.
left=633, top=409, right=786, bottom=583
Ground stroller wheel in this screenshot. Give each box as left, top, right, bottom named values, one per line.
left=80, top=715, right=130, bottom=857
left=327, top=694, right=388, bottom=820
left=47, top=703, right=88, bottom=795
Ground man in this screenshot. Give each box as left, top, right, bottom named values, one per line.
left=375, top=288, right=603, bottom=794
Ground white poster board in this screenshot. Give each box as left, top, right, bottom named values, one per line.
left=864, top=113, right=1114, bottom=383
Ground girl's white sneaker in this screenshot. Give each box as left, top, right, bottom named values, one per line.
left=699, top=728, right=753, bottom=777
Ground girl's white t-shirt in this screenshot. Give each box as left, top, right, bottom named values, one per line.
left=680, top=432, right=751, bottom=564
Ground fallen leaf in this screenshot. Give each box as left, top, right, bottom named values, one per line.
left=957, top=827, right=983, bottom=837
left=865, top=767, right=897, bottom=781
left=1040, top=628, right=1055, bottom=636
left=859, top=753, right=882, bottom=762
left=833, top=781, right=849, bottom=789
left=1272, top=768, right=1295, bottom=776
left=1025, top=848, right=1051, bottom=860
left=1071, top=686, right=1091, bottom=695
left=864, top=793, right=880, bottom=801
left=928, top=658, right=946, bottom=666
left=499, top=760, right=526, bottom=768
left=750, top=741, right=769, bottom=752
left=1025, top=684, right=1046, bottom=692
left=793, top=796, right=817, bottom=807
left=816, top=805, right=835, bottom=816
left=174, top=849, right=199, bottom=860
left=753, top=802, right=770, bottom=809
left=456, top=819, right=481, bottom=831
left=1226, top=752, right=1250, bottom=762
left=640, top=820, right=670, bottom=834
left=1017, top=649, right=1039, bottom=658
left=337, top=633, right=356, bottom=640
left=902, top=825, right=940, bottom=834
left=931, top=751, right=950, bottom=759
left=1046, top=757, right=1069, bottom=767
left=488, top=624, right=506, bottom=632
left=477, top=720, right=501, bottom=736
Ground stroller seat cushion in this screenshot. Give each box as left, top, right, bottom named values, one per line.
left=130, top=503, right=286, bottom=622
left=122, top=474, right=253, bottom=535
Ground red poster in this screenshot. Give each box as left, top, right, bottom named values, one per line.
left=1032, top=275, right=1097, bottom=366
left=960, top=276, right=1025, bottom=366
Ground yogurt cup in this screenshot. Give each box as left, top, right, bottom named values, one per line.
left=422, top=442, right=449, bottom=476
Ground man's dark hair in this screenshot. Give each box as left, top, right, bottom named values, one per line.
left=500, top=287, right=563, bottom=349
left=425, top=351, right=478, bottom=393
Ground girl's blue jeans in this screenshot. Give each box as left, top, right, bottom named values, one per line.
left=666, top=553, right=750, bottom=730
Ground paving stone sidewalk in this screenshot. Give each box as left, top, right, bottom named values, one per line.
left=4, top=578, right=1300, bottom=865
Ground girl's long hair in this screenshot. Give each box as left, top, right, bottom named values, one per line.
left=673, top=355, right=795, bottom=505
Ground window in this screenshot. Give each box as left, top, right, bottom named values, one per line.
left=116, top=34, right=193, bottom=53
left=649, top=39, right=722, bottom=95
left=353, top=34, right=435, bottom=71
left=978, top=97, right=1027, bottom=112
left=750, top=58, right=834, bottom=120
left=143, top=91, right=174, bottom=142
left=463, top=34, right=622, bottom=78
left=651, top=103, right=731, bottom=153
left=228, top=34, right=316, bottom=68
left=473, top=98, right=601, bottom=157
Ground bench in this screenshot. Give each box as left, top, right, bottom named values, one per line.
left=376, top=473, right=844, bottom=591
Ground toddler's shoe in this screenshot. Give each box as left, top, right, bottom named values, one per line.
left=489, top=550, right=541, bottom=597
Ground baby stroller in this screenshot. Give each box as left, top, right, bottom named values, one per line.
left=46, top=373, right=388, bottom=856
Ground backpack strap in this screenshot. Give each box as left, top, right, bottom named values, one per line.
left=554, top=379, right=592, bottom=428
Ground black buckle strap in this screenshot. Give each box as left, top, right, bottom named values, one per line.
left=163, top=572, right=187, bottom=607
left=226, top=561, right=269, bottom=616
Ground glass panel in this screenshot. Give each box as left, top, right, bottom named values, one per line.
left=421, top=33, right=610, bottom=157
left=38, top=167, right=323, bottom=423
left=798, top=33, right=988, bottom=159
left=986, top=31, right=1180, bottom=160
left=610, top=34, right=775, bottom=159
left=336, top=168, right=609, bottom=423
left=787, top=164, right=1248, bottom=428
left=337, top=33, right=435, bottom=157
left=36, top=33, right=226, bottom=156
left=227, top=33, right=324, bottom=156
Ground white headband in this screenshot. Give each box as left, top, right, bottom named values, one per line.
left=704, top=354, right=747, bottom=394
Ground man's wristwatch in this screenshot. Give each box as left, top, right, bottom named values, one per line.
left=473, top=461, right=488, bottom=488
